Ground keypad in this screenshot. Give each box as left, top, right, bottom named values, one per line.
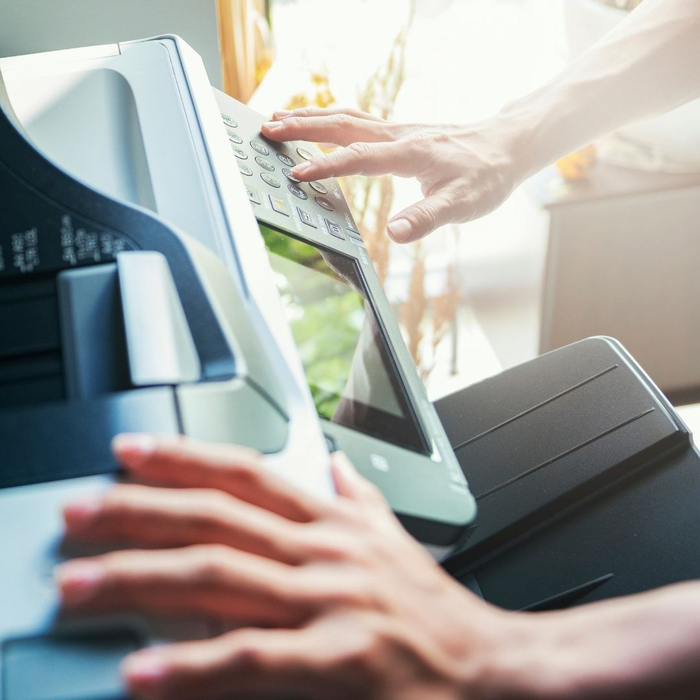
left=288, top=184, right=308, bottom=200
left=297, top=208, right=317, bottom=228
left=224, top=111, right=357, bottom=246
left=256, top=156, right=275, bottom=172
left=315, top=196, right=335, bottom=212
left=282, top=168, right=301, bottom=183
left=297, top=147, right=314, bottom=161
left=261, top=173, right=281, bottom=188
left=270, top=196, right=290, bottom=216
left=325, top=219, right=345, bottom=240
left=251, top=140, right=270, bottom=156
left=309, top=181, right=328, bottom=195
left=277, top=152, right=296, bottom=167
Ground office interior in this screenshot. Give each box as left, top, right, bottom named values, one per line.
left=2, top=0, right=700, bottom=692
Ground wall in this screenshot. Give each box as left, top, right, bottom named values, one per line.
left=0, top=1, right=222, bottom=87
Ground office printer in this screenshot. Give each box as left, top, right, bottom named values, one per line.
left=0, top=35, right=477, bottom=699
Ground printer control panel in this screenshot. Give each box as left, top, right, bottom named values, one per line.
left=220, top=108, right=367, bottom=252
left=214, top=90, right=477, bottom=548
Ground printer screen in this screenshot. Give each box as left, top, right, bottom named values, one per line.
left=261, top=225, right=429, bottom=455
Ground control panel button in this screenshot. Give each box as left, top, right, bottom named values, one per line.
left=315, top=196, right=335, bottom=212
left=277, top=152, right=296, bottom=167
left=309, top=181, right=328, bottom=195
left=233, top=147, right=248, bottom=160
left=251, top=140, right=270, bottom=156
left=345, top=219, right=361, bottom=235
left=246, top=187, right=261, bottom=204
left=261, top=173, right=281, bottom=188
left=255, top=156, right=276, bottom=172
left=227, top=132, right=243, bottom=144
left=325, top=218, right=345, bottom=240
left=298, top=208, right=317, bottom=228
left=238, top=163, right=254, bottom=176
left=287, top=184, right=308, bottom=200
left=269, top=196, right=290, bottom=216
left=222, top=114, right=238, bottom=128
left=346, top=228, right=363, bottom=240
left=282, top=168, right=301, bottom=183
left=297, top=146, right=314, bottom=161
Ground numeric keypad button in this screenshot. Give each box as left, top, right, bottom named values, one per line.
left=261, top=173, right=281, bottom=188
left=251, top=140, right=270, bottom=156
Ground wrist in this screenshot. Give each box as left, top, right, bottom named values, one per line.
left=493, top=89, right=564, bottom=184
left=494, top=67, right=602, bottom=184
left=456, top=609, right=576, bottom=700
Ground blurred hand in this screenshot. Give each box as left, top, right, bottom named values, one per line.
left=57, top=435, right=527, bottom=700
left=261, top=107, right=525, bottom=243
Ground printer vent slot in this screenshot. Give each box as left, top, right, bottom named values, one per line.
left=0, top=275, right=64, bottom=409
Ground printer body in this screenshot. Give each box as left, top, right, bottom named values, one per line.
left=0, top=35, right=476, bottom=698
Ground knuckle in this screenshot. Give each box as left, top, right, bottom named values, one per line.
left=232, top=635, right=269, bottom=674
left=415, top=201, right=440, bottom=231
left=431, top=130, right=451, bottom=146
left=315, top=575, right=378, bottom=610
left=405, top=131, right=433, bottom=151
left=195, top=488, right=233, bottom=514
left=331, top=113, right=353, bottom=129
left=286, top=116, right=304, bottom=130
left=307, top=539, right=358, bottom=564
left=334, top=627, right=387, bottom=676
left=450, top=183, right=471, bottom=204
left=232, top=459, right=263, bottom=487
left=347, top=141, right=373, bottom=160
left=189, top=544, right=233, bottom=584
left=100, top=490, right=133, bottom=520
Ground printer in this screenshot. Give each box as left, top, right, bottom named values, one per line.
left=0, top=35, right=476, bottom=699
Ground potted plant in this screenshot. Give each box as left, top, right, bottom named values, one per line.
left=563, top=0, right=700, bottom=172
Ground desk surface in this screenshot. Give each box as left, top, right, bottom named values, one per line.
left=528, top=162, right=700, bottom=209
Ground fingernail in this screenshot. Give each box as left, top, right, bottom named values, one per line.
left=112, top=433, right=157, bottom=466
left=293, top=162, right=312, bottom=176
left=64, top=496, right=103, bottom=532
left=263, top=120, right=284, bottom=130
left=273, top=109, right=293, bottom=119
left=56, top=561, right=104, bottom=605
left=122, top=651, right=169, bottom=691
left=387, top=218, right=412, bottom=242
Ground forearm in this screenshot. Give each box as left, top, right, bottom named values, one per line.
left=490, top=581, right=700, bottom=699
left=500, top=0, right=700, bottom=180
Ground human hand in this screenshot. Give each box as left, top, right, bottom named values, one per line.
left=56, top=435, right=535, bottom=700
left=261, top=108, right=527, bottom=243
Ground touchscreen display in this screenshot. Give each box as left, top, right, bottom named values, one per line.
left=260, top=225, right=428, bottom=455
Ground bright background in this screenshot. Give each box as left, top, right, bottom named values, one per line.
left=251, top=0, right=566, bottom=399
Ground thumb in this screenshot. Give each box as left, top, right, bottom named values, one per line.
left=387, top=193, right=453, bottom=243
left=331, top=453, right=389, bottom=509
